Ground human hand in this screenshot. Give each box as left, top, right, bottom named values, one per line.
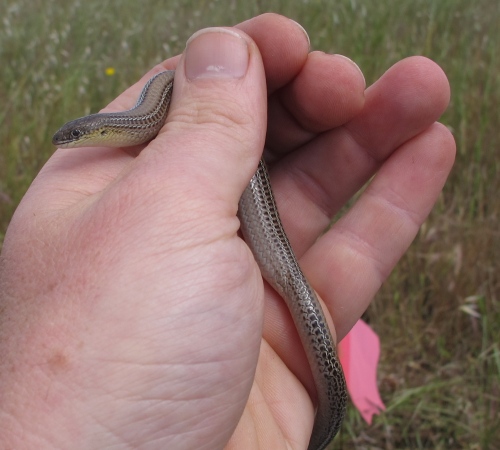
left=0, top=13, right=454, bottom=450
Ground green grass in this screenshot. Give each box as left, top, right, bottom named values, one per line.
left=1, top=0, right=499, bottom=447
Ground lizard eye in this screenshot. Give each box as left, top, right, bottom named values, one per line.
left=70, top=129, right=82, bottom=139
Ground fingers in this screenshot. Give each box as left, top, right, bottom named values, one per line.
left=271, top=56, right=452, bottom=255
left=260, top=59, right=454, bottom=384
left=266, top=51, right=366, bottom=154
left=305, top=122, right=456, bottom=339
left=262, top=122, right=455, bottom=386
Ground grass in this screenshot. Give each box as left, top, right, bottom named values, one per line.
left=1, top=0, right=499, bottom=447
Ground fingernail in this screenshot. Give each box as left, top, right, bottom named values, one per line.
left=185, top=28, right=249, bottom=80
left=335, top=54, right=366, bottom=87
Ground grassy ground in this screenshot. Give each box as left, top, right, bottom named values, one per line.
left=1, top=0, right=499, bottom=448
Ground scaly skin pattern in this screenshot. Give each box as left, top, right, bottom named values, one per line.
left=52, top=71, right=347, bottom=449
left=238, top=160, right=347, bottom=450
left=52, top=71, right=175, bottom=148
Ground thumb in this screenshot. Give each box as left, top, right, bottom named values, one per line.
left=140, top=27, right=267, bottom=208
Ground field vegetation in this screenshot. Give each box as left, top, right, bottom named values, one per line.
left=1, top=0, right=499, bottom=448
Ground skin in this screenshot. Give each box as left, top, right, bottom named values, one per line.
left=0, top=13, right=455, bottom=450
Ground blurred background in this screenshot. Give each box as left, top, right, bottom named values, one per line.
left=0, top=0, right=498, bottom=447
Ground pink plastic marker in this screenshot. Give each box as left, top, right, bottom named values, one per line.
left=338, top=319, right=386, bottom=424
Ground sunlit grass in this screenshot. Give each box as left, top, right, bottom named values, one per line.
left=1, top=0, right=499, bottom=447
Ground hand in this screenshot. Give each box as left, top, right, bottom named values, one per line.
left=0, top=14, right=454, bottom=450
